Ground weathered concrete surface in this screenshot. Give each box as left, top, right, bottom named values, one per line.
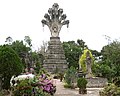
left=87, top=77, right=108, bottom=88
left=43, top=37, right=67, bottom=73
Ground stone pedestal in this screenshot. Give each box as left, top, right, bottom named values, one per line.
left=43, top=37, right=68, bottom=73
left=77, top=69, right=86, bottom=78
left=85, top=73, right=93, bottom=78
left=86, top=77, right=108, bottom=88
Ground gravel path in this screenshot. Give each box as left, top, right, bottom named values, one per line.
left=54, top=79, right=103, bottom=96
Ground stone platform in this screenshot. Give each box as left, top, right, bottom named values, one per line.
left=86, top=77, right=108, bottom=88
left=43, top=37, right=68, bottom=73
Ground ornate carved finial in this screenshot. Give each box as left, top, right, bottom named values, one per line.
left=41, top=3, right=69, bottom=37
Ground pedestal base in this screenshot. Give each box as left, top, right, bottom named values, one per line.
left=86, top=77, right=108, bottom=88
left=85, top=73, right=93, bottom=78
left=43, top=37, right=68, bottom=73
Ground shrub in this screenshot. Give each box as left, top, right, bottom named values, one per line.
left=64, top=66, right=77, bottom=88
left=11, top=73, right=56, bottom=96
left=12, top=79, right=32, bottom=96
left=77, top=78, right=88, bottom=88
left=99, top=83, right=120, bottom=96
left=77, top=78, right=88, bottom=94
left=0, top=45, right=23, bottom=90
left=113, top=77, right=120, bottom=87
left=64, top=83, right=72, bottom=88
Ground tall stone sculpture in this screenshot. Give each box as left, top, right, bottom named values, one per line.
left=85, top=51, right=92, bottom=78
left=41, top=3, right=69, bottom=73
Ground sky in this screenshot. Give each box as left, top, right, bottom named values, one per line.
left=0, top=0, right=120, bottom=52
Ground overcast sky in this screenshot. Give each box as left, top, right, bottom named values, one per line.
left=0, top=0, right=120, bottom=52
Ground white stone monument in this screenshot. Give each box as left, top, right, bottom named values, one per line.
left=41, top=3, right=69, bottom=73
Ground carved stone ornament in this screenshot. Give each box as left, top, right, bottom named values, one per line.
left=41, top=3, right=69, bottom=37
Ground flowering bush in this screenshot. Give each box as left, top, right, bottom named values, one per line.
left=12, top=79, right=32, bottom=96
left=35, top=74, right=56, bottom=95
left=10, top=74, right=35, bottom=87
left=11, top=73, right=56, bottom=96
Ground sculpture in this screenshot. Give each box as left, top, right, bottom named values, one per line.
left=85, top=51, right=92, bottom=78
left=41, top=3, right=69, bottom=37
left=79, top=49, right=93, bottom=78
left=41, top=3, right=68, bottom=73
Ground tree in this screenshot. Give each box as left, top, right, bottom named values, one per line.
left=9, top=39, right=44, bottom=73
left=62, top=40, right=84, bottom=68
left=101, top=40, right=120, bottom=79
left=24, top=36, right=32, bottom=47
left=0, top=45, right=23, bottom=89
left=11, top=40, right=31, bottom=56
left=77, top=39, right=88, bottom=49
left=10, top=40, right=31, bottom=68
left=95, top=40, right=120, bottom=81
left=38, top=41, right=48, bottom=58
left=31, top=52, right=43, bottom=74
left=5, top=36, right=13, bottom=44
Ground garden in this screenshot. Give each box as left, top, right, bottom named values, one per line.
left=0, top=36, right=120, bottom=95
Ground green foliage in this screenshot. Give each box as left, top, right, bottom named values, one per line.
left=91, top=62, right=100, bottom=76
left=77, top=78, right=88, bottom=88
left=5, top=36, right=13, bottom=44
left=10, top=40, right=44, bottom=73
left=99, top=83, right=120, bottom=96
left=64, top=83, right=72, bottom=88
left=0, top=45, right=23, bottom=89
left=64, top=66, right=77, bottom=87
left=11, top=40, right=31, bottom=55
left=62, top=39, right=100, bottom=70
left=31, top=52, right=43, bottom=74
left=24, top=36, right=32, bottom=47
left=10, top=40, right=31, bottom=68
left=100, top=64, right=113, bottom=78
left=14, top=71, right=55, bottom=96
left=99, top=40, right=120, bottom=81
left=34, top=62, right=42, bottom=74
left=12, top=78, right=52, bottom=96
left=113, top=77, right=120, bottom=87
left=62, top=40, right=85, bottom=68
left=12, top=79, right=32, bottom=96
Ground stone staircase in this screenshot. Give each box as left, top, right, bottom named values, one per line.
left=43, top=37, right=68, bottom=73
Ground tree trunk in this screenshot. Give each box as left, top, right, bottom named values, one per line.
left=79, top=88, right=87, bottom=94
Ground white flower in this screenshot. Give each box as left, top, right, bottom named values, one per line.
left=10, top=74, right=35, bottom=86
